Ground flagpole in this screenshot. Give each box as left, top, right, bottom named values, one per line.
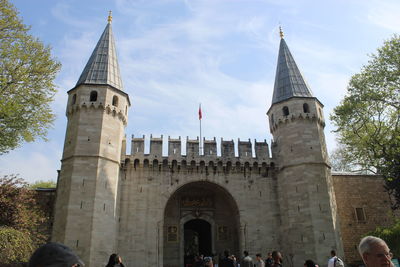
left=199, top=103, right=202, bottom=155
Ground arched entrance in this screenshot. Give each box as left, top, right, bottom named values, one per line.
left=184, top=219, right=212, bottom=266
left=163, top=181, right=240, bottom=267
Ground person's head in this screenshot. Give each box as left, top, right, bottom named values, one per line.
left=331, top=250, right=336, bottom=257
left=359, top=236, right=392, bottom=267
left=107, top=253, right=122, bottom=265
left=267, top=252, right=272, bottom=258
left=244, top=251, right=249, bottom=257
left=256, top=253, right=262, bottom=260
left=204, top=256, right=213, bottom=266
left=272, top=251, right=282, bottom=262
left=304, top=259, right=316, bottom=267
left=28, top=242, right=84, bottom=267
left=224, top=250, right=230, bottom=258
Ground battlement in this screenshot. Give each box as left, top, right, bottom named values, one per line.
left=124, top=135, right=274, bottom=178
left=129, top=135, right=271, bottom=162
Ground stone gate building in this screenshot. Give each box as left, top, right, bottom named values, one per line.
left=51, top=17, right=392, bottom=267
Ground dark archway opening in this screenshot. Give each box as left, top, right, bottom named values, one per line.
left=184, top=219, right=211, bottom=266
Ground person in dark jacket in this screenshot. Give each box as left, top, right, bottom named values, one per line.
left=219, top=250, right=235, bottom=267
left=106, top=253, right=125, bottom=267
left=29, top=242, right=84, bottom=267
left=304, top=259, right=317, bottom=267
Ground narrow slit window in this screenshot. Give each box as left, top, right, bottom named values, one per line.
left=112, top=95, right=119, bottom=107
left=355, top=208, right=366, bottom=221
left=90, top=91, right=98, bottom=102
left=282, top=106, right=289, bottom=116
left=303, top=103, right=310, bottom=113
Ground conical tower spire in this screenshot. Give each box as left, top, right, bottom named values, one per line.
left=76, top=13, right=123, bottom=90
left=272, top=32, right=313, bottom=104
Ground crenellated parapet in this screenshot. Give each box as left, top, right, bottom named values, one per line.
left=66, top=84, right=130, bottom=126
left=125, top=135, right=275, bottom=176
left=66, top=102, right=128, bottom=125
left=267, top=97, right=325, bottom=134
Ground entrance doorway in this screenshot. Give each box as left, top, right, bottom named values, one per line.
left=163, top=181, right=240, bottom=267
left=184, top=219, right=212, bottom=266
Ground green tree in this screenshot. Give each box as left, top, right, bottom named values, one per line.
left=329, top=144, right=357, bottom=172
left=0, top=0, right=61, bottom=154
left=0, top=175, right=47, bottom=248
left=331, top=35, right=400, bottom=208
left=29, top=179, right=56, bottom=189
left=366, top=220, right=400, bottom=258
left=0, top=226, right=33, bottom=264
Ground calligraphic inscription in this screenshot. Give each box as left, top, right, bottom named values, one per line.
left=167, top=225, right=178, bottom=242
left=218, top=226, right=228, bottom=241
left=181, top=196, right=213, bottom=208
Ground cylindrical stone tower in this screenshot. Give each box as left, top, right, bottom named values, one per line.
left=267, top=29, right=343, bottom=265
left=52, top=14, right=130, bottom=267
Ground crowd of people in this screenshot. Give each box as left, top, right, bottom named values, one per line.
left=191, top=249, right=282, bottom=267
left=26, top=235, right=394, bottom=267
left=191, top=236, right=394, bottom=267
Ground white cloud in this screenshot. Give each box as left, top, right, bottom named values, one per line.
left=6, top=0, right=393, bottom=180
left=0, top=141, right=61, bottom=183
left=366, top=0, right=400, bottom=32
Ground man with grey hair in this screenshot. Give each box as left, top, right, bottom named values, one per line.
left=358, top=236, right=393, bottom=267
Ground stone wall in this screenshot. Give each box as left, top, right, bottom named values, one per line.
left=117, top=153, right=279, bottom=267
left=332, top=173, right=396, bottom=266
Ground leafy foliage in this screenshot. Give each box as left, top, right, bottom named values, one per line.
left=329, top=145, right=358, bottom=172
left=331, top=35, right=400, bottom=208
left=0, top=226, right=34, bottom=264
left=0, top=175, right=47, bottom=247
left=29, top=179, right=56, bottom=189
left=0, top=0, right=61, bottom=154
left=366, top=220, right=400, bottom=257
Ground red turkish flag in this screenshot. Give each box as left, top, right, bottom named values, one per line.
left=198, top=104, right=202, bottom=120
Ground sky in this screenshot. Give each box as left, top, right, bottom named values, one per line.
left=1, top=0, right=399, bottom=183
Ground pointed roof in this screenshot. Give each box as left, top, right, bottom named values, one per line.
left=75, top=19, right=123, bottom=90
left=272, top=36, right=313, bottom=104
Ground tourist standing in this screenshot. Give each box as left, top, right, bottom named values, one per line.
left=265, top=252, right=273, bottom=267
left=105, top=253, right=125, bottom=267
left=220, top=250, right=235, bottom=267
left=255, top=253, right=265, bottom=267
left=328, top=250, right=337, bottom=267
left=271, top=251, right=282, bottom=267
left=359, top=236, right=393, bottom=267
left=28, top=242, right=85, bottom=267
left=240, top=251, right=253, bottom=267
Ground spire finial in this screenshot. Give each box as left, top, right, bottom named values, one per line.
left=108, top=11, right=112, bottom=24
left=279, top=26, right=284, bottom=39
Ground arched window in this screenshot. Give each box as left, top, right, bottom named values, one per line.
left=226, top=161, right=232, bottom=172
left=90, top=91, right=98, bottom=102
left=112, top=95, right=119, bottom=107
left=190, top=160, right=196, bottom=168
left=172, top=160, right=178, bottom=170
left=153, top=159, right=159, bottom=170
left=143, top=159, right=149, bottom=168
left=282, top=106, right=289, bottom=116
left=72, top=94, right=77, bottom=105
left=303, top=103, right=310, bottom=113
left=134, top=159, right=140, bottom=169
